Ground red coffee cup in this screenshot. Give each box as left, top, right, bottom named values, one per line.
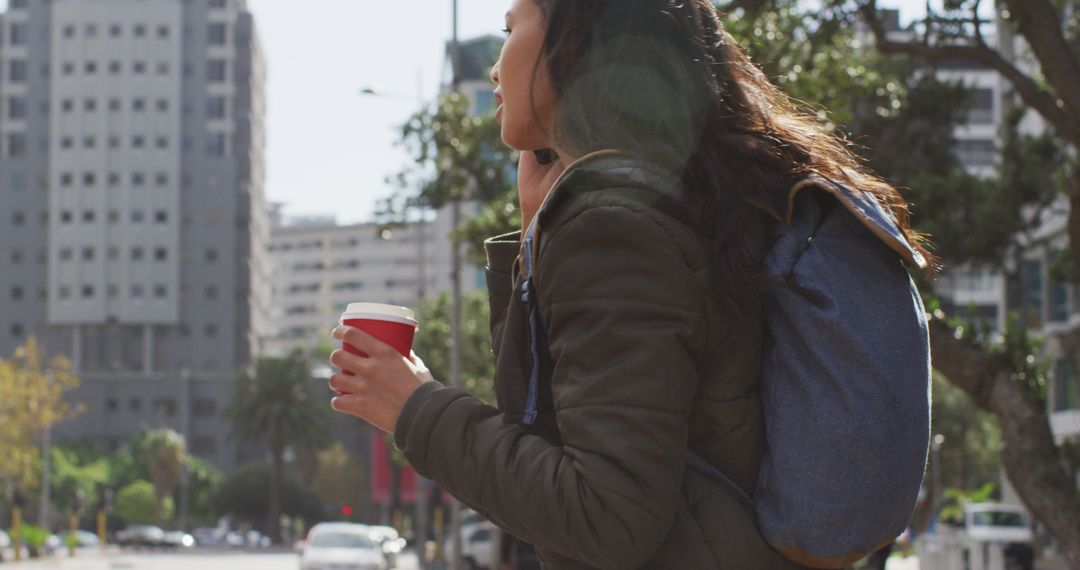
left=339, top=302, right=419, bottom=359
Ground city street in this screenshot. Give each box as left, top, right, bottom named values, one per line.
left=0, top=548, right=421, bottom=570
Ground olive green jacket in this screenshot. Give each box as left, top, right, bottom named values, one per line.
left=394, top=153, right=807, bottom=569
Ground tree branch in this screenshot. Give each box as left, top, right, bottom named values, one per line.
left=1001, top=0, right=1080, bottom=132
left=857, top=0, right=1080, bottom=147
left=929, top=317, right=1080, bottom=569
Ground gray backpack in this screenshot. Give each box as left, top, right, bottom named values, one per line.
left=519, top=156, right=931, bottom=569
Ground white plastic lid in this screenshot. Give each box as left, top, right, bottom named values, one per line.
left=339, top=302, right=417, bottom=326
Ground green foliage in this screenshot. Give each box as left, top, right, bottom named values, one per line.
left=183, top=455, right=224, bottom=524
left=116, top=480, right=171, bottom=525
left=226, top=352, right=332, bottom=452
left=930, top=372, right=1003, bottom=491
left=380, top=93, right=520, bottom=262
left=938, top=482, right=997, bottom=525
left=20, top=524, right=48, bottom=550
left=413, top=291, right=498, bottom=406
left=213, top=462, right=323, bottom=524
left=49, top=446, right=109, bottom=514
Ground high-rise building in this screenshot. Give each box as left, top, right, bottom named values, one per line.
left=0, top=0, right=270, bottom=470
left=265, top=206, right=469, bottom=359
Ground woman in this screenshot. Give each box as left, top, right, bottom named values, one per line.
left=327, top=0, right=933, bottom=568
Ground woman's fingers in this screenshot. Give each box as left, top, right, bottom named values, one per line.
left=332, top=326, right=396, bottom=360
left=329, top=348, right=374, bottom=377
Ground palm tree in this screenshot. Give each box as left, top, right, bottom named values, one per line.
left=130, top=428, right=185, bottom=528
left=226, top=352, right=330, bottom=543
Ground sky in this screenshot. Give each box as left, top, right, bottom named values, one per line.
left=0, top=0, right=936, bottom=225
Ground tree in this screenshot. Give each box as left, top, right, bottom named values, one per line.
left=116, top=480, right=170, bottom=525
left=413, top=291, right=499, bottom=406
left=182, top=455, right=224, bottom=525
left=0, top=337, right=82, bottom=543
left=312, top=442, right=369, bottom=521
left=716, top=0, right=1080, bottom=563
left=225, top=353, right=332, bottom=544
left=379, top=93, right=520, bottom=263
left=128, top=428, right=186, bottom=528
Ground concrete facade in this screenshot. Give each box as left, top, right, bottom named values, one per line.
left=0, top=0, right=269, bottom=471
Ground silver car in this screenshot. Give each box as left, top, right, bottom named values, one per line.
left=300, top=522, right=387, bottom=570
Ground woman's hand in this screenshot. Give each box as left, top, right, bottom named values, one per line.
left=518, top=149, right=566, bottom=233
left=328, top=325, right=434, bottom=434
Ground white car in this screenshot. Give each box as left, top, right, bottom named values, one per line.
left=367, top=526, right=405, bottom=568
left=444, top=521, right=497, bottom=570
left=300, top=522, right=387, bottom=570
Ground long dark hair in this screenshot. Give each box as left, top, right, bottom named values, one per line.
left=531, top=0, right=935, bottom=322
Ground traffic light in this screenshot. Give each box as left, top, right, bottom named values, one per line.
left=341, top=504, right=353, bottom=517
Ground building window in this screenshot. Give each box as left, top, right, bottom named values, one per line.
left=10, top=324, right=24, bottom=338
left=107, top=246, right=119, bottom=260
left=133, top=61, right=146, bottom=75
left=82, top=210, right=95, bottom=223
left=207, top=60, right=226, bottom=82
left=85, top=24, right=98, bottom=38
left=132, top=173, right=145, bottom=187
left=155, top=136, right=170, bottom=150
left=5, top=134, right=27, bottom=158
left=208, top=23, right=227, bottom=45
left=11, top=287, right=24, bottom=301
left=60, top=137, right=74, bottom=150
left=156, top=99, right=169, bottom=112
left=132, top=210, right=145, bottom=223
left=209, top=0, right=227, bottom=8
left=207, top=133, right=227, bottom=157
left=84, top=98, right=97, bottom=112
left=10, top=250, right=23, bottom=264
left=157, top=26, right=170, bottom=39
left=154, top=285, right=167, bottom=298
left=128, top=397, right=142, bottom=412
left=83, top=172, right=96, bottom=187
left=156, top=62, right=170, bottom=75
left=205, top=286, right=218, bottom=300
left=967, top=88, right=995, bottom=125
left=205, top=248, right=218, bottom=263
left=7, top=97, right=27, bottom=119
left=133, top=98, right=146, bottom=112
left=1023, top=258, right=1044, bottom=329
left=8, top=60, right=27, bottom=83
left=81, top=246, right=94, bottom=260
left=193, top=398, right=217, bottom=418
left=109, top=24, right=122, bottom=38
left=81, top=285, right=95, bottom=298
left=134, top=24, right=147, bottom=38
left=9, top=23, right=28, bottom=46
left=59, top=286, right=71, bottom=299
left=62, top=62, right=75, bottom=75
left=107, top=209, right=120, bottom=224
left=205, top=323, right=218, bottom=337
left=954, top=139, right=997, bottom=168
left=84, top=61, right=98, bottom=75
left=108, top=61, right=121, bottom=74
left=131, top=285, right=144, bottom=298
left=1054, top=359, right=1078, bottom=412
left=106, top=398, right=119, bottom=412
left=63, top=25, right=76, bottom=39
left=191, top=436, right=217, bottom=456
left=59, top=247, right=73, bottom=261
left=60, top=210, right=73, bottom=223
left=108, top=98, right=122, bottom=113
left=207, top=96, right=227, bottom=119
left=12, top=211, right=25, bottom=226
left=153, top=399, right=177, bottom=417
left=154, top=247, right=168, bottom=261
left=155, top=173, right=169, bottom=186
left=83, top=136, right=96, bottom=149
left=131, top=246, right=145, bottom=261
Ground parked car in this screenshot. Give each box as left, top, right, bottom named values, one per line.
left=368, top=525, right=405, bottom=568
left=918, top=502, right=1034, bottom=570
left=445, top=521, right=497, bottom=570
left=163, top=531, right=195, bottom=548
left=115, top=524, right=166, bottom=547
left=44, top=534, right=63, bottom=554
left=191, top=526, right=224, bottom=547
left=59, top=530, right=101, bottom=548
left=245, top=529, right=270, bottom=547
left=0, top=529, right=10, bottom=549
left=300, top=522, right=386, bottom=570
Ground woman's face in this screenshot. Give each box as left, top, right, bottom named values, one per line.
left=491, top=0, right=556, bottom=151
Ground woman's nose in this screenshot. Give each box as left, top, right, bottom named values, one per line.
left=489, top=59, right=500, bottom=86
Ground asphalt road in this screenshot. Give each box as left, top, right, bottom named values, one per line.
left=0, top=547, right=421, bottom=570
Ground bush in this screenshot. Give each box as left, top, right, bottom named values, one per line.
left=214, top=462, right=323, bottom=525
left=20, top=525, right=48, bottom=557
left=116, top=480, right=173, bottom=525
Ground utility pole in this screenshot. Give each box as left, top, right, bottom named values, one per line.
left=448, top=2, right=465, bottom=569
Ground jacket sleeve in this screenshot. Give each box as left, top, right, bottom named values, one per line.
left=483, top=231, right=522, bottom=360
left=395, top=206, right=705, bottom=568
